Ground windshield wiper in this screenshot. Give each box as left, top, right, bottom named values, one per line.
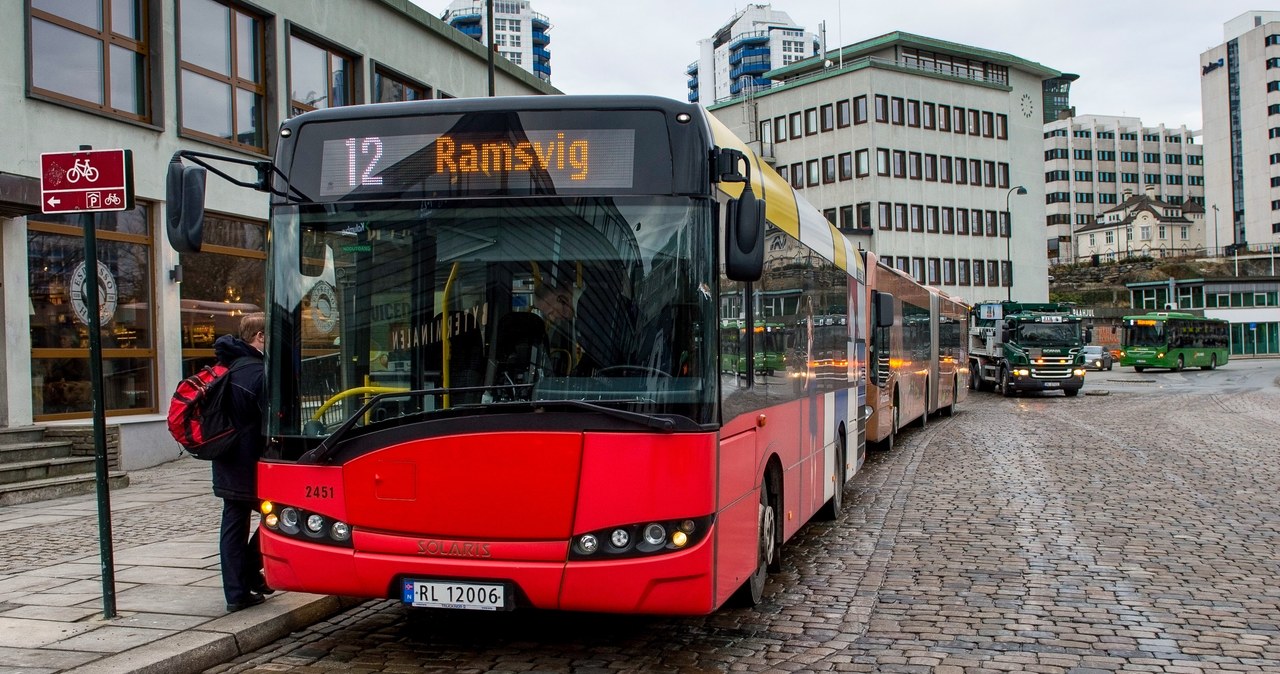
left=531, top=399, right=676, bottom=433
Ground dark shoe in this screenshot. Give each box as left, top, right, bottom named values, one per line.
left=252, top=573, right=275, bottom=596
left=226, top=592, right=265, bottom=613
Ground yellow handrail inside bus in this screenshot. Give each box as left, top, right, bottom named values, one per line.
left=310, top=386, right=409, bottom=421
left=441, top=261, right=460, bottom=408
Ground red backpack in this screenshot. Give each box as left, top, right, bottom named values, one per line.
left=168, top=358, right=255, bottom=460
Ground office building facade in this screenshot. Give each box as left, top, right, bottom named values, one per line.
left=708, top=32, right=1063, bottom=305
left=1, top=0, right=555, bottom=469
left=443, top=0, right=552, bottom=82
left=1044, top=115, right=1204, bottom=262
left=1201, top=10, right=1280, bottom=255
left=686, top=4, right=818, bottom=105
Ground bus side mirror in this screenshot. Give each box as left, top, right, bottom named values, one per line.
left=166, top=157, right=207, bottom=253
left=872, top=291, right=894, bottom=328
left=725, top=185, right=764, bottom=281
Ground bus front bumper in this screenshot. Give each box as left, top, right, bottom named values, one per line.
left=260, top=526, right=720, bottom=615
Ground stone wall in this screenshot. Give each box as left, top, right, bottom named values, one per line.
left=44, top=425, right=122, bottom=471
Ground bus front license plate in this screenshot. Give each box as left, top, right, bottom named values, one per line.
left=403, top=579, right=509, bottom=611
left=1044, top=382, right=1059, bottom=388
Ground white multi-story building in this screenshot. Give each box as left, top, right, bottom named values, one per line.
left=708, top=31, right=1063, bottom=305
left=443, top=0, right=551, bottom=82
left=686, top=4, right=818, bottom=105
left=1044, top=115, right=1204, bottom=262
left=1, top=0, right=555, bottom=471
left=1201, top=10, right=1280, bottom=255
left=1072, top=186, right=1205, bottom=263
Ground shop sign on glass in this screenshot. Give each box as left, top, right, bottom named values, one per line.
left=40, top=149, right=134, bottom=214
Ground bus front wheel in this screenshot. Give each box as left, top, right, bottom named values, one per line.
left=1203, top=355, right=1217, bottom=371
left=735, top=471, right=780, bottom=607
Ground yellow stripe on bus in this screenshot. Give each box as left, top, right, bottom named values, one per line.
left=705, top=113, right=799, bottom=238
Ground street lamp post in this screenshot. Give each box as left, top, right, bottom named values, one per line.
left=1211, top=204, right=1219, bottom=257
left=1005, top=185, right=1027, bottom=301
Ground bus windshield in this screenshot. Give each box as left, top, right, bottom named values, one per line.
left=1124, top=321, right=1166, bottom=347
left=267, top=196, right=717, bottom=436
left=1015, top=322, right=1080, bottom=347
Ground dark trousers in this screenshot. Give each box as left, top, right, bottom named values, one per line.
left=220, top=498, right=262, bottom=604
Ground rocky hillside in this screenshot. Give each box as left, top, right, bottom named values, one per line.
left=1048, top=256, right=1271, bottom=307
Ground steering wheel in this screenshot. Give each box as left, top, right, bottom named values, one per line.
left=593, top=365, right=671, bottom=378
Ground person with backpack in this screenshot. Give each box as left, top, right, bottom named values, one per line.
left=212, top=312, right=273, bottom=612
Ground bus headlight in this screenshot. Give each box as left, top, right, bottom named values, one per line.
left=259, top=502, right=351, bottom=548
left=568, top=515, right=714, bottom=560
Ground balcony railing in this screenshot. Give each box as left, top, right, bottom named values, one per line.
left=686, top=60, right=699, bottom=75
left=714, top=54, right=1014, bottom=104
left=532, top=30, right=550, bottom=45
left=729, top=46, right=769, bottom=65
left=728, top=30, right=770, bottom=50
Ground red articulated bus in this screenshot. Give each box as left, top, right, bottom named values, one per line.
left=166, top=95, right=879, bottom=614
left=863, top=252, right=969, bottom=452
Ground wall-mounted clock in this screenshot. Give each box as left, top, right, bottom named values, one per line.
left=1020, top=92, right=1035, bottom=119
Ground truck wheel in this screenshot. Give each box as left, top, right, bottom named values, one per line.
left=1000, top=368, right=1014, bottom=397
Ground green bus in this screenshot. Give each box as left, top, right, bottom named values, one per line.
left=1119, top=312, right=1230, bottom=372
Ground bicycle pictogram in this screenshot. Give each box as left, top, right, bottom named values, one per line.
left=104, top=193, right=122, bottom=207
left=65, top=158, right=100, bottom=184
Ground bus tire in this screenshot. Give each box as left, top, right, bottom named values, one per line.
left=817, top=430, right=846, bottom=521
left=734, top=469, right=780, bottom=607
left=1174, top=355, right=1184, bottom=372
left=1135, top=366, right=1145, bottom=373
left=1204, top=354, right=1217, bottom=371
left=917, top=379, right=928, bottom=429
left=941, top=377, right=957, bottom=417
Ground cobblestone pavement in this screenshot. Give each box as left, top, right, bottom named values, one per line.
left=207, top=365, right=1280, bottom=673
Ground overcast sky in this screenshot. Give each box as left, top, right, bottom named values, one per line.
left=416, top=1, right=1267, bottom=130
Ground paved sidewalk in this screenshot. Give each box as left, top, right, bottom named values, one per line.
left=0, top=457, right=359, bottom=674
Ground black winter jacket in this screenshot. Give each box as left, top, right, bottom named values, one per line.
left=211, top=334, right=265, bottom=501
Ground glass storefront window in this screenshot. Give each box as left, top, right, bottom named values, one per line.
left=178, top=213, right=266, bottom=378
left=29, top=205, right=155, bottom=419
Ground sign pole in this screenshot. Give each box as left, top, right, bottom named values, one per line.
left=78, top=144, right=117, bottom=620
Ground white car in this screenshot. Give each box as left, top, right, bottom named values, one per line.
left=1082, top=345, right=1113, bottom=371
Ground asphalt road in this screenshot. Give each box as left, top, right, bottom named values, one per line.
left=206, top=359, right=1280, bottom=674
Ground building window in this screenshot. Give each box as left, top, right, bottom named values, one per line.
left=179, top=0, right=267, bottom=150
left=892, top=150, right=906, bottom=178
left=177, top=214, right=267, bottom=377
left=807, top=159, right=820, bottom=186
left=820, top=103, right=834, bottom=131
left=925, top=154, right=937, bottom=181
left=878, top=202, right=891, bottom=230
left=953, top=106, right=965, bottom=134
left=890, top=97, right=904, bottom=125
left=938, top=104, right=950, bottom=132
left=841, top=151, right=855, bottom=180
left=839, top=205, right=854, bottom=231
left=996, top=113, right=1008, bottom=139
left=874, top=94, right=888, bottom=122
left=876, top=148, right=889, bottom=176
left=853, top=95, right=867, bottom=124
left=957, top=209, right=969, bottom=235
left=1001, top=260, right=1011, bottom=288
left=289, top=32, right=355, bottom=116
left=837, top=99, right=851, bottom=127
left=958, top=259, right=970, bottom=286
left=939, top=157, right=952, bottom=183
left=774, top=117, right=787, bottom=142
left=805, top=108, right=817, bottom=135
left=857, top=202, right=871, bottom=229
left=923, top=102, right=935, bottom=129
left=910, top=204, right=923, bottom=232
left=907, top=99, right=920, bottom=127
left=374, top=66, right=430, bottom=102
left=927, top=258, right=940, bottom=284
left=895, top=203, right=908, bottom=231
left=943, top=258, right=955, bottom=284
left=941, top=207, right=954, bottom=234
left=972, top=260, right=984, bottom=286
left=908, top=152, right=922, bottom=180
left=789, top=112, right=802, bottom=138
left=852, top=149, right=867, bottom=178
left=30, top=206, right=156, bottom=419
left=987, top=261, right=1000, bottom=287
left=790, top=163, right=803, bottom=189
left=29, top=0, right=152, bottom=121
left=822, top=155, right=836, bottom=183
left=926, top=206, right=939, bottom=233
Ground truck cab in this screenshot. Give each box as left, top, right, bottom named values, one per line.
left=968, top=301, right=1087, bottom=397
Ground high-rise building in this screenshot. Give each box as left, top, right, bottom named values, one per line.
left=708, top=31, right=1063, bottom=304
left=1043, top=115, right=1204, bottom=262
left=443, top=0, right=551, bottom=82
left=1201, top=10, right=1280, bottom=254
left=686, top=4, right=818, bottom=105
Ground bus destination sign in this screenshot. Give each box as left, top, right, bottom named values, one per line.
left=318, top=129, right=636, bottom=198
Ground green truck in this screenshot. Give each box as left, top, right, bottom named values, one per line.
left=968, top=301, right=1088, bottom=397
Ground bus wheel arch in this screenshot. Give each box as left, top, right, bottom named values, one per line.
left=941, top=375, right=957, bottom=417
left=1203, top=354, right=1217, bottom=371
